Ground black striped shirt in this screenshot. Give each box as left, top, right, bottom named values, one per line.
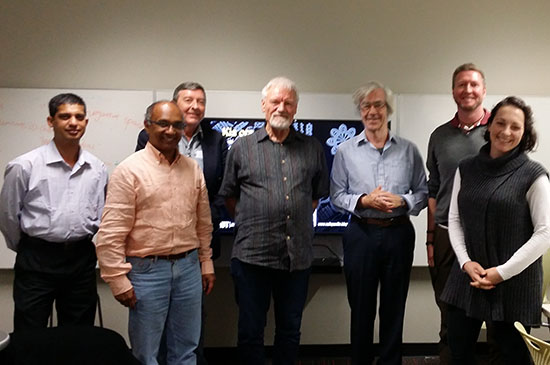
left=220, top=127, right=329, bottom=271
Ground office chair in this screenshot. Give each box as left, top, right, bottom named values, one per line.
left=1, top=326, right=140, bottom=365
left=515, top=321, right=550, bottom=365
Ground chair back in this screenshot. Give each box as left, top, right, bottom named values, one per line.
left=0, top=330, right=9, bottom=351
left=515, top=321, right=550, bottom=365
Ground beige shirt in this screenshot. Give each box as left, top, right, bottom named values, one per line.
left=96, top=142, right=213, bottom=296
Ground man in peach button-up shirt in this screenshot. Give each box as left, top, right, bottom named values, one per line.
left=96, top=100, right=214, bottom=365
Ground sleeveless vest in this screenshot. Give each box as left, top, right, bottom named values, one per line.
left=441, top=144, right=547, bottom=325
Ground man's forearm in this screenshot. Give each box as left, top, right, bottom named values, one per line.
left=427, top=197, right=437, bottom=243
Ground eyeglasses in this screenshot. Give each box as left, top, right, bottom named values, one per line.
left=147, top=119, right=186, bottom=130
left=359, top=101, right=386, bottom=111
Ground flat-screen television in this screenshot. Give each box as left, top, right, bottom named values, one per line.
left=206, top=118, right=364, bottom=234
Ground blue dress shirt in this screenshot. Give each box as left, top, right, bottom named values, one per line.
left=330, top=132, right=428, bottom=218
left=0, top=141, right=108, bottom=251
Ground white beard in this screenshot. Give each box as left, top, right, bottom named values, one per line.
left=269, top=115, right=293, bottom=130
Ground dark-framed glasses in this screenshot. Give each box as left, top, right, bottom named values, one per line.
left=147, top=119, right=186, bottom=130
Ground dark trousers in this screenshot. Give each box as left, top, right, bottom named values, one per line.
left=13, top=234, right=97, bottom=331
left=428, top=225, right=456, bottom=364
left=431, top=227, right=503, bottom=365
left=447, top=305, right=531, bottom=365
left=343, top=218, right=415, bottom=365
left=230, top=258, right=311, bottom=365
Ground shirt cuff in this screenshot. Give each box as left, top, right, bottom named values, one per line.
left=201, top=260, right=214, bottom=275
left=402, top=194, right=413, bottom=213
left=108, top=276, right=133, bottom=297
left=495, top=265, right=511, bottom=281
left=350, top=193, right=366, bottom=215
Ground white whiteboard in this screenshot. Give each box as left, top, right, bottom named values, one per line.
left=0, top=88, right=154, bottom=267
left=1, top=89, right=549, bottom=268
left=0, top=88, right=360, bottom=268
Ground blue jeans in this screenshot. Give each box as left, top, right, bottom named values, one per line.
left=127, top=251, right=202, bottom=365
left=231, top=259, right=311, bottom=365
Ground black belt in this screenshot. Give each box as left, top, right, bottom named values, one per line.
left=145, top=249, right=196, bottom=261
left=20, top=232, right=93, bottom=249
left=353, top=215, right=410, bottom=228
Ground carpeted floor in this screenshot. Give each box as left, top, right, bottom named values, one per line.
left=210, top=355, right=496, bottom=364
left=272, top=357, right=442, bottom=365
left=210, top=356, right=491, bottom=364
left=205, top=345, right=494, bottom=364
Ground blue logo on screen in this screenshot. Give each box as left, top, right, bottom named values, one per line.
left=326, top=124, right=357, bottom=155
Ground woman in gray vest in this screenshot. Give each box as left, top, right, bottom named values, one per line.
left=441, top=96, right=550, bottom=364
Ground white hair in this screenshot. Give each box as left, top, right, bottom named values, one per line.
left=261, top=76, right=299, bottom=101
left=352, top=81, right=395, bottom=115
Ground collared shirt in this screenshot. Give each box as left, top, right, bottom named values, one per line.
left=0, top=141, right=108, bottom=251
left=427, top=109, right=490, bottom=225
left=450, top=109, right=489, bottom=133
left=330, top=131, right=428, bottom=218
left=219, top=127, right=329, bottom=271
left=179, top=125, right=204, bottom=171
left=96, top=142, right=213, bottom=296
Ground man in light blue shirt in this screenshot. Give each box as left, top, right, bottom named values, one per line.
left=331, top=81, right=427, bottom=365
left=0, top=93, right=108, bottom=331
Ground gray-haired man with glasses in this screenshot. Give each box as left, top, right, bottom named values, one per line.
left=331, top=81, right=428, bottom=364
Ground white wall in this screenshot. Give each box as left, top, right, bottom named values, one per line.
left=2, top=0, right=550, bottom=347
left=0, top=243, right=464, bottom=346
left=1, top=0, right=550, bottom=95
left=2, top=241, right=549, bottom=347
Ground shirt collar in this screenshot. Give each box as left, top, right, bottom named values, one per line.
left=256, top=126, right=304, bottom=144
left=45, top=140, right=89, bottom=167
left=450, top=108, right=490, bottom=131
left=144, top=141, right=181, bottom=165
left=188, top=124, right=203, bottom=140
left=356, top=130, right=397, bottom=146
